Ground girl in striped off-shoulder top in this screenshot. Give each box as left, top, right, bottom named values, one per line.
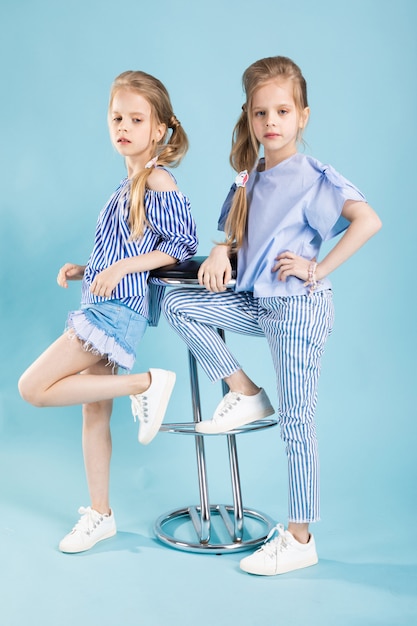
left=19, top=70, right=197, bottom=554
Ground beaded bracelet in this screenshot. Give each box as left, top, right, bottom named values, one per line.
left=304, top=262, right=318, bottom=295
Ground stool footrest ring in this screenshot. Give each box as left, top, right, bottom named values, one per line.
left=159, top=418, right=278, bottom=435
left=154, top=504, right=275, bottom=554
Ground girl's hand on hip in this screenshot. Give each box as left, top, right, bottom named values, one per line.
left=90, top=263, right=124, bottom=298
left=198, top=245, right=232, bottom=292
left=57, top=263, right=86, bottom=288
left=272, top=252, right=314, bottom=283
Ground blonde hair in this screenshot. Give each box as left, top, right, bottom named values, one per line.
left=109, top=70, right=189, bottom=239
left=225, top=56, right=308, bottom=249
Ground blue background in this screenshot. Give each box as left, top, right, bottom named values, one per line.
left=1, top=0, right=416, bottom=624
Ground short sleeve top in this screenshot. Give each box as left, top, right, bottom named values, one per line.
left=218, top=153, right=366, bottom=297
left=81, top=173, right=198, bottom=321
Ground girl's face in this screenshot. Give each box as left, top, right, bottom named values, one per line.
left=251, top=79, right=309, bottom=168
left=108, top=88, right=166, bottom=173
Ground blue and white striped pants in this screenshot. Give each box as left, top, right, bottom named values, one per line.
left=163, top=287, right=334, bottom=523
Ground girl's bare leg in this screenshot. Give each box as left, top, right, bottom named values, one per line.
left=18, top=331, right=151, bottom=407
left=81, top=360, right=114, bottom=515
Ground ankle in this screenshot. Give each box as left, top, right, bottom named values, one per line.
left=227, top=384, right=260, bottom=397
left=133, top=372, right=151, bottom=396
left=224, top=370, right=260, bottom=397
left=287, top=524, right=310, bottom=544
left=91, top=506, right=111, bottom=516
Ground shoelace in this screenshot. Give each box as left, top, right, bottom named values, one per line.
left=260, top=523, right=288, bottom=556
left=131, top=394, right=149, bottom=424
left=73, top=506, right=104, bottom=536
left=216, top=392, right=242, bottom=418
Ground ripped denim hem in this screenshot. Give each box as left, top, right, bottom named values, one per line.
left=66, top=310, right=135, bottom=372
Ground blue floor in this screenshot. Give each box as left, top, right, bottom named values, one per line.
left=2, top=397, right=416, bottom=626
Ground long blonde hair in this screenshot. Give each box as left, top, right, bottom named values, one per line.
left=109, top=71, right=189, bottom=240
left=225, top=56, right=309, bottom=249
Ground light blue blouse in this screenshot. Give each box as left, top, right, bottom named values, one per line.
left=82, top=174, right=198, bottom=324
left=218, top=153, right=366, bottom=298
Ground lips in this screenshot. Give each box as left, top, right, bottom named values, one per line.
left=117, top=138, right=131, bottom=143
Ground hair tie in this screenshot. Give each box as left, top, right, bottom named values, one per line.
left=145, top=156, right=158, bottom=169
left=235, top=170, right=249, bottom=188
left=169, top=115, right=180, bottom=129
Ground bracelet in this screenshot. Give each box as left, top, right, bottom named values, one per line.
left=304, top=262, right=318, bottom=295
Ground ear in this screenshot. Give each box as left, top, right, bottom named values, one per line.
left=299, top=106, right=310, bottom=129
left=155, top=122, right=167, bottom=142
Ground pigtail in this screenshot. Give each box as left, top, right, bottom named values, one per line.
left=157, top=116, right=189, bottom=168
left=224, top=108, right=259, bottom=249
left=128, top=114, right=189, bottom=241
left=128, top=168, right=153, bottom=240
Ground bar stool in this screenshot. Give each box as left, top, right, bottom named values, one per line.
left=150, top=257, right=277, bottom=554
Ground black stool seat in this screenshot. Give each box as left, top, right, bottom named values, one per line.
left=151, top=255, right=236, bottom=285
left=150, top=257, right=277, bottom=553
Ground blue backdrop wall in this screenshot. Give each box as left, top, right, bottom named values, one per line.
left=0, top=2, right=416, bottom=622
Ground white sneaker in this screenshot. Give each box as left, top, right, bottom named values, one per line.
left=239, top=523, right=318, bottom=575
left=195, top=388, right=274, bottom=434
left=130, top=368, right=176, bottom=445
left=59, top=506, right=116, bottom=553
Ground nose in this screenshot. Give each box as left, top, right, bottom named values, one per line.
left=266, top=114, right=276, bottom=127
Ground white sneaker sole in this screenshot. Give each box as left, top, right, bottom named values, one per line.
left=59, top=527, right=117, bottom=554
left=240, top=554, right=318, bottom=575
left=139, top=371, right=176, bottom=445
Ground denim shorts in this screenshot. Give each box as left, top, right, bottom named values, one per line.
left=67, top=300, right=148, bottom=371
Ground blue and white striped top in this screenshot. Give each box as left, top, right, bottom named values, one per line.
left=81, top=174, right=198, bottom=325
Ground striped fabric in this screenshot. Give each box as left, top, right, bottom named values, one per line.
left=163, top=287, right=334, bottom=523
left=81, top=177, right=198, bottom=322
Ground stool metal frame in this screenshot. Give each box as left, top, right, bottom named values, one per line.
left=151, top=258, right=277, bottom=553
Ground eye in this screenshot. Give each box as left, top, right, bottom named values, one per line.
left=278, top=109, right=289, bottom=116
left=254, top=110, right=265, bottom=117
left=132, top=118, right=142, bottom=123
left=112, top=116, right=122, bottom=122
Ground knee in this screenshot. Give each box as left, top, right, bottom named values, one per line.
left=83, top=400, right=112, bottom=428
left=18, top=372, right=45, bottom=407
left=162, top=289, right=185, bottom=319
left=162, top=290, right=177, bottom=315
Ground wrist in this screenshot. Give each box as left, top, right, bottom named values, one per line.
left=212, top=244, right=230, bottom=258
left=315, top=262, right=325, bottom=282
left=116, top=258, right=130, bottom=277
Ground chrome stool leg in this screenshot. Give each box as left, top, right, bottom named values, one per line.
left=188, top=348, right=210, bottom=543
left=218, top=327, right=244, bottom=543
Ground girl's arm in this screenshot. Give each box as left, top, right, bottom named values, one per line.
left=198, top=244, right=233, bottom=292
left=57, top=263, right=86, bottom=288
left=89, top=250, right=176, bottom=298
left=274, top=200, right=382, bottom=283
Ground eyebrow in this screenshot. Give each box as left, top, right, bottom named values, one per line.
left=252, top=103, right=294, bottom=109
left=111, top=110, right=146, bottom=116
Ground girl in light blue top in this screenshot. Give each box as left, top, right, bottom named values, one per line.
left=163, top=56, right=381, bottom=576
left=19, top=70, right=197, bottom=554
